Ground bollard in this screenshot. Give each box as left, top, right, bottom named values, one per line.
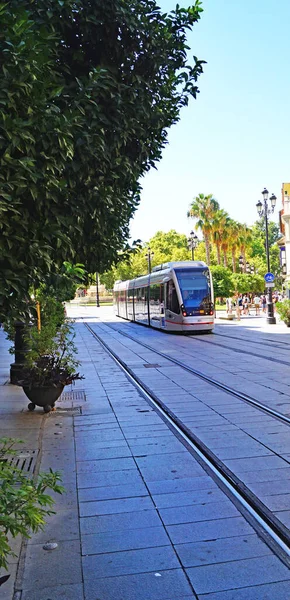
left=10, top=322, right=29, bottom=385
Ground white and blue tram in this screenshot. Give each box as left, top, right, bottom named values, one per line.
left=113, top=261, right=214, bottom=333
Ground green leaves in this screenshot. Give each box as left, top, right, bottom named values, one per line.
left=0, top=438, right=64, bottom=571
left=1, top=0, right=203, bottom=321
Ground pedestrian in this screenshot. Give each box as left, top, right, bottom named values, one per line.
left=235, top=293, right=241, bottom=321
left=243, top=295, right=249, bottom=316
left=226, top=297, right=233, bottom=315
left=261, top=294, right=267, bottom=313
left=253, top=294, right=260, bottom=316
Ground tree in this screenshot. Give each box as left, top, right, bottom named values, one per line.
left=211, top=210, right=230, bottom=265
left=210, top=266, right=234, bottom=299
left=231, top=273, right=264, bottom=294
left=239, top=224, right=252, bottom=270
left=100, top=230, right=191, bottom=288
left=187, top=194, right=219, bottom=265
left=0, top=1, right=205, bottom=321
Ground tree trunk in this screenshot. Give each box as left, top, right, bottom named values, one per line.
left=205, top=234, right=210, bottom=265
left=232, top=249, right=236, bottom=272
left=223, top=252, right=228, bottom=268
left=216, top=243, right=221, bottom=265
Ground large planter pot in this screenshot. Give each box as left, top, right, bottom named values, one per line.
left=22, top=385, right=64, bottom=413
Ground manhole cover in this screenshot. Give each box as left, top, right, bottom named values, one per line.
left=5, top=450, right=38, bottom=475
left=143, top=364, right=161, bottom=369
left=59, top=390, right=86, bottom=402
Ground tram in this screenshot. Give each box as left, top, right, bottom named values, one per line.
left=113, top=261, right=214, bottom=333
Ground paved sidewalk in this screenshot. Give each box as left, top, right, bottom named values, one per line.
left=1, top=319, right=290, bottom=599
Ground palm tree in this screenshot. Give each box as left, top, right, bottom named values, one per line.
left=239, top=224, right=253, bottom=271
left=211, top=209, right=230, bottom=265
left=228, top=220, right=240, bottom=272
left=187, top=194, right=219, bottom=265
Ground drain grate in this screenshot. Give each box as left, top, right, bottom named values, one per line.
left=143, top=364, right=161, bottom=369
left=59, top=390, right=86, bottom=402
left=54, top=406, right=82, bottom=415
left=4, top=450, right=38, bottom=475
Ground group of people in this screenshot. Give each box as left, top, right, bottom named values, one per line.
left=226, top=292, right=284, bottom=320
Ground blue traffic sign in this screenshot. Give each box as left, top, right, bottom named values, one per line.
left=264, top=272, right=275, bottom=283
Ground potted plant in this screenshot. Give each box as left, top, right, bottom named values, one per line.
left=18, top=319, right=83, bottom=413
left=276, top=300, right=290, bottom=327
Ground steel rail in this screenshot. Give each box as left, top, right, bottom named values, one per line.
left=84, top=321, right=290, bottom=561
left=97, top=321, right=290, bottom=427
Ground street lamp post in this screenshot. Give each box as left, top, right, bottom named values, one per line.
left=96, top=272, right=100, bottom=307
left=145, top=247, right=154, bottom=274
left=239, top=255, right=244, bottom=273
left=188, top=231, right=199, bottom=260
left=256, top=188, right=277, bottom=324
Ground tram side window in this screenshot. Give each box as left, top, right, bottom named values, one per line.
left=150, top=284, right=160, bottom=304
left=166, top=281, right=179, bottom=314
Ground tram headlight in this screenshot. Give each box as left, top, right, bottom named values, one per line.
left=181, top=304, right=187, bottom=317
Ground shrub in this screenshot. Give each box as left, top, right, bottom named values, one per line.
left=0, top=438, right=64, bottom=572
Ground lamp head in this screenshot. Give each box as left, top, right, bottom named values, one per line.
left=270, top=193, right=276, bottom=210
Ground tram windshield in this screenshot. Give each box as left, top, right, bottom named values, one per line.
left=175, top=268, right=211, bottom=311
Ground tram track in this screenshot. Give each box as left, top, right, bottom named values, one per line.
left=215, top=331, right=290, bottom=352
left=188, top=333, right=290, bottom=367
left=83, top=320, right=290, bottom=565
left=90, top=320, right=290, bottom=426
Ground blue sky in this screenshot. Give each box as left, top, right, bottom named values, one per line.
left=130, top=0, right=290, bottom=243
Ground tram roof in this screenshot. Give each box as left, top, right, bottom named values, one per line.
left=113, top=261, right=208, bottom=290
left=152, top=261, right=207, bottom=272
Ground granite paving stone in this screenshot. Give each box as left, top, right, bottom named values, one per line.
left=198, top=580, right=290, bottom=600
left=186, top=555, right=290, bottom=594
left=84, top=568, right=195, bottom=600
left=21, top=583, right=84, bottom=600
left=82, top=545, right=179, bottom=576
left=160, top=499, right=239, bottom=525
left=152, top=488, right=228, bottom=509
left=82, top=524, right=170, bottom=555
left=77, top=455, right=136, bottom=472
left=167, top=517, right=253, bottom=544
left=27, top=508, right=79, bottom=544
left=77, top=468, right=144, bottom=488
left=76, top=445, right=132, bottom=460
left=80, top=509, right=163, bottom=535
left=78, top=481, right=148, bottom=502
left=147, top=476, right=216, bottom=495
left=224, top=455, right=290, bottom=472
left=80, top=495, right=154, bottom=517
left=175, top=534, right=271, bottom=567
left=22, top=540, right=82, bottom=591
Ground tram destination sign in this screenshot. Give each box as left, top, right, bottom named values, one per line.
left=264, top=272, right=275, bottom=283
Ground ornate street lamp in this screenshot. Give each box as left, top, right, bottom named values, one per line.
left=188, top=231, right=199, bottom=260
left=256, top=188, right=277, bottom=324
left=239, top=255, right=244, bottom=272
left=145, top=247, right=154, bottom=274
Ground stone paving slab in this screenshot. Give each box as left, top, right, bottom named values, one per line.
left=167, top=516, right=253, bottom=545
left=21, top=583, right=84, bottom=600
left=83, top=569, right=195, bottom=600
left=186, top=555, right=290, bottom=594
left=198, top=580, right=290, bottom=600
left=78, top=480, right=148, bottom=502
left=22, top=540, right=83, bottom=590
left=80, top=508, right=163, bottom=535
left=82, top=525, right=171, bottom=555
left=175, top=534, right=271, bottom=567
left=82, top=545, right=180, bottom=579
